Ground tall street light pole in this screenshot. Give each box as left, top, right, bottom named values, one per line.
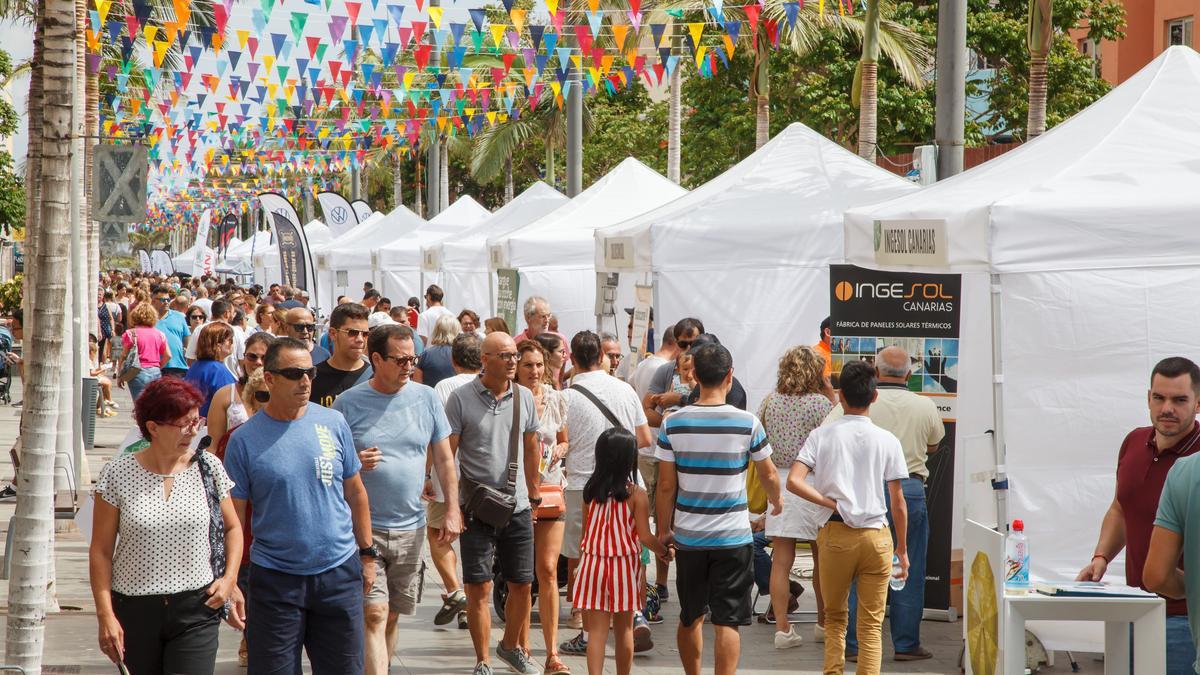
left=934, top=0, right=966, bottom=180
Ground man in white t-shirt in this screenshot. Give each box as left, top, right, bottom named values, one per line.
left=184, top=298, right=244, bottom=374
left=416, top=284, right=454, bottom=343
left=192, top=285, right=214, bottom=318
left=426, top=332, right=483, bottom=630
left=789, top=360, right=909, bottom=674
left=557, top=330, right=653, bottom=656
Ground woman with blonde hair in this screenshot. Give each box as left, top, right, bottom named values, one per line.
left=120, top=301, right=172, bottom=402
left=414, top=313, right=461, bottom=387
left=759, top=345, right=836, bottom=648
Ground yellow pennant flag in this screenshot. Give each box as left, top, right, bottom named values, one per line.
left=486, top=111, right=497, bottom=126
left=570, top=54, right=583, bottom=70
left=403, top=71, right=416, bottom=90
left=429, top=6, right=444, bottom=28
left=694, top=45, right=707, bottom=68
left=318, top=127, right=331, bottom=139
left=549, top=81, right=561, bottom=98
left=544, top=0, right=558, bottom=14
left=510, top=8, right=527, bottom=33
left=95, top=0, right=112, bottom=25
left=267, top=82, right=279, bottom=99
left=143, top=25, right=158, bottom=44
left=489, top=24, right=507, bottom=47
left=688, top=22, right=704, bottom=48
left=437, top=113, right=448, bottom=132
left=586, top=67, right=600, bottom=87
left=237, top=29, right=250, bottom=49
left=152, top=40, right=170, bottom=68
left=611, top=24, right=629, bottom=52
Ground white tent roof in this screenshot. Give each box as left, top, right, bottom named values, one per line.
left=495, top=158, right=687, bottom=268
left=317, top=205, right=426, bottom=269
left=377, top=196, right=491, bottom=267
left=597, top=123, right=919, bottom=273
left=224, top=230, right=271, bottom=261
left=846, top=46, right=1200, bottom=272
left=437, top=182, right=569, bottom=272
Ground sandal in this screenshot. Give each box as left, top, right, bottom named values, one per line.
left=544, top=654, right=571, bottom=674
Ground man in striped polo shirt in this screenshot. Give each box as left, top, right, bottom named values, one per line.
left=655, top=341, right=782, bottom=675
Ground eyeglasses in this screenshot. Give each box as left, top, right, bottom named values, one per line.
left=289, top=323, right=317, bottom=334
left=677, top=340, right=693, bottom=350
left=244, top=352, right=265, bottom=363
left=159, top=416, right=202, bottom=433
left=336, top=328, right=370, bottom=339
left=606, top=352, right=624, bottom=362
left=489, top=352, right=520, bottom=362
left=380, top=354, right=418, bottom=367
left=269, top=366, right=316, bottom=381
left=188, top=314, right=205, bottom=322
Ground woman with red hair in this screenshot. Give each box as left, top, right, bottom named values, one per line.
left=89, top=378, right=243, bottom=674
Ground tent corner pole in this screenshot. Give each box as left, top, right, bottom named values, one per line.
left=990, top=272, right=1010, bottom=533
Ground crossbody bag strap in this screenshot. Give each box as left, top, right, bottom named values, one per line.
left=570, top=384, right=626, bottom=431
left=506, top=384, right=521, bottom=494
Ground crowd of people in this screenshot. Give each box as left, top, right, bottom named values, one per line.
left=72, top=270, right=962, bottom=675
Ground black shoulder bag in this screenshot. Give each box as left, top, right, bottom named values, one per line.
left=463, top=385, right=522, bottom=529
left=570, top=384, right=627, bottom=431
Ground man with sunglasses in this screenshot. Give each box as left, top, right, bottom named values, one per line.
left=155, top=290, right=191, bottom=378
left=281, top=306, right=331, bottom=366
left=333, top=324, right=460, bottom=674
left=224, top=337, right=376, bottom=673
left=311, top=303, right=373, bottom=408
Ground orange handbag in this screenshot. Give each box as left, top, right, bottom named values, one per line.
left=536, top=483, right=566, bottom=520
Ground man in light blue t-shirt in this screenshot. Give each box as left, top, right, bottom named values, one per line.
left=333, top=323, right=461, bottom=674
left=1146, top=449, right=1200, bottom=675
left=224, top=337, right=375, bottom=673
left=154, top=289, right=190, bottom=377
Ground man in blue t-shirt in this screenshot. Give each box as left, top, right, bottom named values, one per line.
left=334, top=323, right=461, bottom=674
left=153, top=288, right=190, bottom=378
left=224, top=337, right=376, bottom=673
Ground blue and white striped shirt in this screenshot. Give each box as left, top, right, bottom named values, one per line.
left=655, top=404, right=772, bottom=550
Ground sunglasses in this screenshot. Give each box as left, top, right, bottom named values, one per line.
left=337, top=328, right=370, bottom=339
left=189, top=314, right=205, bottom=321
left=244, top=352, right=265, bottom=363
left=269, top=366, right=316, bottom=381
left=677, top=340, right=693, bottom=350
left=154, top=296, right=170, bottom=303
left=380, top=354, right=418, bottom=367
left=289, top=323, right=317, bottom=333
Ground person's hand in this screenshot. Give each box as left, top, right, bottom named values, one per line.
left=362, top=555, right=378, bottom=595
left=1076, top=556, right=1108, bottom=582
left=551, top=442, right=569, bottom=463
left=440, top=506, right=464, bottom=543
left=358, top=447, right=382, bottom=471
left=658, top=529, right=674, bottom=551
left=421, top=478, right=437, bottom=502
left=226, top=584, right=246, bottom=630
left=4, top=352, right=19, bottom=365
left=205, top=574, right=236, bottom=609
left=97, top=612, right=124, bottom=664
left=116, top=379, right=125, bottom=389
left=750, top=515, right=766, bottom=533
left=895, top=552, right=910, bottom=581
left=768, top=496, right=783, bottom=516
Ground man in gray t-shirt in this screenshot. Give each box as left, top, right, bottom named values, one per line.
left=444, top=332, right=542, bottom=675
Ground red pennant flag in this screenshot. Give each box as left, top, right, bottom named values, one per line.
left=345, top=1, right=361, bottom=25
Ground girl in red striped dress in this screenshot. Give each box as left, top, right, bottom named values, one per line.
left=573, top=428, right=671, bottom=675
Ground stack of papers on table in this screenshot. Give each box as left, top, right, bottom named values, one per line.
left=1034, top=581, right=1156, bottom=598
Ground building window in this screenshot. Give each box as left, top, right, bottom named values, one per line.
left=1168, top=17, right=1194, bottom=47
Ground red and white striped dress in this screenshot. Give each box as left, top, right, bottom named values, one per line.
left=571, top=493, right=643, bottom=613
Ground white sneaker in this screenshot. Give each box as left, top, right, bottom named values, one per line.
left=775, top=627, right=804, bottom=649
left=814, top=623, right=825, bottom=643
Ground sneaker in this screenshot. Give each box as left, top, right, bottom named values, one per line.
left=544, top=654, right=570, bottom=675
left=633, top=613, right=653, bottom=652
left=642, top=585, right=663, bottom=624
left=813, top=623, right=825, bottom=643
left=559, top=632, right=588, bottom=656
left=458, top=611, right=469, bottom=629
left=496, top=642, right=539, bottom=674
left=655, top=583, right=669, bottom=602
left=894, top=646, right=934, bottom=661
left=472, top=662, right=494, bottom=675
left=436, top=589, right=468, bottom=626
left=0, top=484, right=15, bottom=501
left=774, top=627, right=804, bottom=649
left=566, top=607, right=582, bottom=629
left=10, top=400, right=19, bottom=408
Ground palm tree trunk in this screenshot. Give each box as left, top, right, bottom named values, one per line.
left=1027, top=55, right=1048, bottom=139
left=391, top=150, right=403, bottom=210
left=503, top=154, right=514, bottom=203
left=438, top=141, right=449, bottom=211
left=7, top=0, right=73, bottom=667
left=668, top=65, right=682, bottom=183
left=755, top=95, right=770, bottom=149
left=857, top=62, right=878, bottom=161
left=752, top=31, right=770, bottom=150
left=79, top=0, right=96, bottom=338
left=545, top=144, right=555, bottom=186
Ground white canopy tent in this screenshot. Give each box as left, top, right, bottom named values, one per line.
left=253, top=219, right=333, bottom=302
left=492, top=158, right=686, bottom=340
left=171, top=242, right=216, bottom=277
left=376, top=195, right=491, bottom=303
left=315, top=206, right=426, bottom=305
left=427, top=182, right=569, bottom=316
left=844, top=46, right=1200, bottom=650
left=218, top=231, right=270, bottom=276
left=597, top=123, right=918, bottom=406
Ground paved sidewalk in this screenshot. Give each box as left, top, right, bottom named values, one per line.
left=0, top=380, right=1104, bottom=674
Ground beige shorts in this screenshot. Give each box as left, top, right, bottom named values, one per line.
left=562, top=489, right=586, bottom=559
left=365, top=528, right=426, bottom=615
left=426, top=500, right=447, bottom=530
left=638, top=455, right=659, bottom=516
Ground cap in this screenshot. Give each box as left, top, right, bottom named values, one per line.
left=368, top=312, right=397, bottom=329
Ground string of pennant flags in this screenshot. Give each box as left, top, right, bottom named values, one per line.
left=95, top=0, right=864, bottom=225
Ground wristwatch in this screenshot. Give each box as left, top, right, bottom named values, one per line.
left=359, top=545, right=380, bottom=559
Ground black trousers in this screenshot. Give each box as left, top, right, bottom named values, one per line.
left=112, top=586, right=221, bottom=675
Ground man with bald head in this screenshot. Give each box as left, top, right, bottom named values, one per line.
left=281, top=306, right=331, bottom=365
left=445, top=332, right=542, bottom=675
left=825, top=345, right=945, bottom=662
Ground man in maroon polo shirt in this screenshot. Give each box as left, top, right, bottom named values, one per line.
left=1077, top=356, right=1200, bottom=674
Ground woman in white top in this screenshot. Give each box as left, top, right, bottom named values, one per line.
left=514, top=338, right=571, bottom=675
left=205, top=332, right=273, bottom=442
left=89, top=378, right=243, bottom=674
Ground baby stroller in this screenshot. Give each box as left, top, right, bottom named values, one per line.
left=0, top=325, right=15, bottom=405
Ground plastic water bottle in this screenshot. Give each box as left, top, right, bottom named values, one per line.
left=890, top=554, right=906, bottom=591
left=1005, top=519, right=1032, bottom=595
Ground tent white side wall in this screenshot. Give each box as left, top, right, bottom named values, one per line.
left=316, top=206, right=425, bottom=304
left=253, top=220, right=332, bottom=300
left=844, top=46, right=1200, bottom=651
left=377, top=196, right=490, bottom=304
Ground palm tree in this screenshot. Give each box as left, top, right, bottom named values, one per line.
left=7, top=0, right=73, bottom=669
left=1026, top=0, right=1052, bottom=139
left=856, top=0, right=881, bottom=160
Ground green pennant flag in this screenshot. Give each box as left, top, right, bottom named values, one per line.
left=314, top=43, right=328, bottom=63
left=290, top=12, right=308, bottom=42
left=261, top=0, right=274, bottom=18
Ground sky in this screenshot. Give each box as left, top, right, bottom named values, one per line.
left=0, top=20, right=33, bottom=165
